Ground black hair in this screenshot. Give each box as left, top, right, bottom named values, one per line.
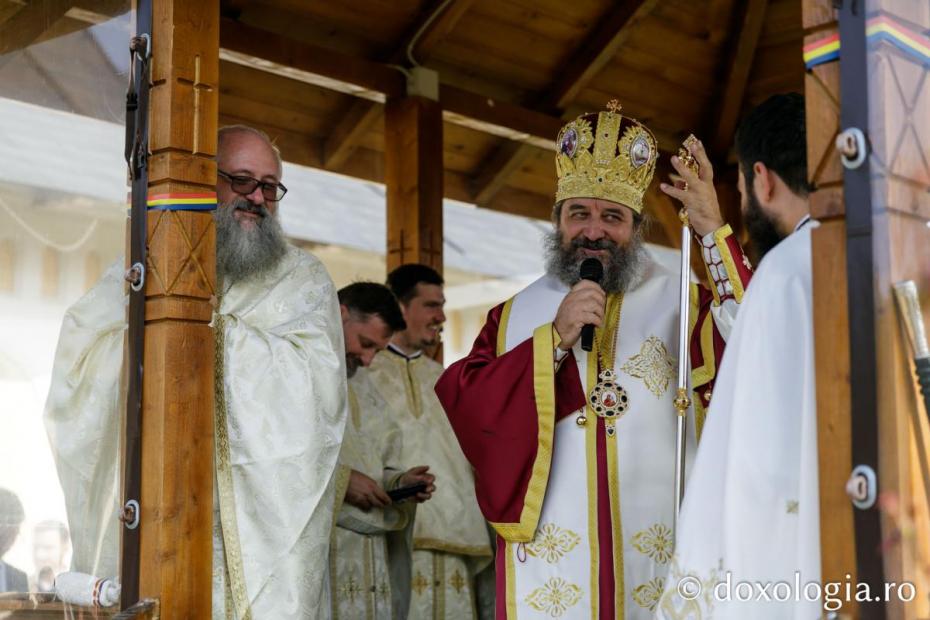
left=735, top=93, right=810, bottom=197
left=386, top=264, right=444, bottom=305
left=337, top=282, right=406, bottom=332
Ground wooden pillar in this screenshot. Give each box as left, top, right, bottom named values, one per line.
left=804, top=3, right=859, bottom=616
left=807, top=1, right=930, bottom=617
left=140, top=1, right=218, bottom=617
left=384, top=95, right=444, bottom=273
left=864, top=3, right=930, bottom=617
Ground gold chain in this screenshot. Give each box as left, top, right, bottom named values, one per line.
left=595, top=293, right=624, bottom=371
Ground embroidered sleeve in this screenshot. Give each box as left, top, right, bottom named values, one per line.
left=698, top=224, right=753, bottom=305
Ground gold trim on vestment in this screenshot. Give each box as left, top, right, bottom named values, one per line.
left=505, top=542, right=517, bottom=619
left=713, top=224, right=744, bottom=303
left=414, top=537, right=494, bottom=557
left=497, top=298, right=514, bottom=356
left=488, top=322, right=557, bottom=543
left=213, top=314, right=254, bottom=620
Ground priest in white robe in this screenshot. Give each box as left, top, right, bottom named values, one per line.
left=369, top=264, right=494, bottom=620
left=656, top=93, right=819, bottom=619
left=329, top=282, right=436, bottom=620
left=44, top=125, right=348, bottom=619
left=435, top=104, right=757, bottom=619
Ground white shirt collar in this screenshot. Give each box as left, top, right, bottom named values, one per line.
left=387, top=342, right=422, bottom=360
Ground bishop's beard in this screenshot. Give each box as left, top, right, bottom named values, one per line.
left=544, top=227, right=646, bottom=294
left=214, top=197, right=288, bottom=285
left=744, top=186, right=785, bottom=263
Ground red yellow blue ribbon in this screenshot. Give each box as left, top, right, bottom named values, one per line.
left=147, top=192, right=217, bottom=211
left=804, top=15, right=930, bottom=70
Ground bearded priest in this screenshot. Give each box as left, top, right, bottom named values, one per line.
left=44, top=125, right=348, bottom=618
left=434, top=102, right=753, bottom=619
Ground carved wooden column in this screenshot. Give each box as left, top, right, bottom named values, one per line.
left=803, top=3, right=859, bottom=617
left=140, top=1, right=218, bottom=617
left=384, top=95, right=444, bottom=273
left=806, top=1, right=930, bottom=617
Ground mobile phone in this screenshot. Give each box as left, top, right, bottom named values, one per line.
left=387, top=482, right=427, bottom=502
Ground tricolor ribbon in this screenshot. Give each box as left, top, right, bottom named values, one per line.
left=804, top=14, right=930, bottom=70
left=147, top=192, right=217, bottom=211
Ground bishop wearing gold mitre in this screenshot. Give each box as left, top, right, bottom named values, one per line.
left=435, top=103, right=754, bottom=619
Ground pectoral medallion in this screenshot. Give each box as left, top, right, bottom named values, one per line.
left=588, top=368, right=629, bottom=436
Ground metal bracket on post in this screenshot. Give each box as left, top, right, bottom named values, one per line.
left=846, top=464, right=878, bottom=510
left=119, top=499, right=141, bottom=530
left=836, top=127, right=868, bottom=169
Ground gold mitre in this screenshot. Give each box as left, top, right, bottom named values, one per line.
left=555, top=100, right=658, bottom=214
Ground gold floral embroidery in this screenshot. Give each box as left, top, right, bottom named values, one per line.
left=338, top=574, right=363, bottom=603
left=525, top=578, right=583, bottom=617
left=525, top=523, right=582, bottom=564
left=621, top=336, right=676, bottom=397
left=657, top=556, right=722, bottom=619
left=411, top=571, right=430, bottom=596
left=632, top=577, right=665, bottom=611
left=449, top=570, right=466, bottom=594
left=786, top=500, right=799, bottom=514
left=631, top=523, right=673, bottom=564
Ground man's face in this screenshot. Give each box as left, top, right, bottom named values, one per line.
left=400, top=284, right=446, bottom=350
left=33, top=529, right=65, bottom=571
left=738, top=167, right=784, bottom=261
left=559, top=198, right=636, bottom=253
left=341, top=308, right=392, bottom=377
left=545, top=197, right=644, bottom=294
left=214, top=132, right=288, bottom=282
left=216, top=132, right=282, bottom=227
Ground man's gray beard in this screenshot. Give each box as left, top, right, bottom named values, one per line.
left=214, top=198, right=288, bottom=285
left=544, top=227, right=646, bottom=294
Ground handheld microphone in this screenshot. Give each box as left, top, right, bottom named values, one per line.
left=579, top=258, right=603, bottom=352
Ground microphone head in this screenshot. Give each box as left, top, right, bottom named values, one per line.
left=579, top=257, right=603, bottom=283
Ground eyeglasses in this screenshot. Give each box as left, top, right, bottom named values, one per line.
left=218, top=170, right=288, bottom=202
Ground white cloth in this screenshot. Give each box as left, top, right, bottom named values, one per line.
left=366, top=348, right=492, bottom=620
left=497, top=252, right=740, bottom=619
left=330, top=370, right=415, bottom=620
left=44, top=246, right=348, bottom=619
left=55, top=571, right=120, bottom=607
left=656, top=226, right=819, bottom=619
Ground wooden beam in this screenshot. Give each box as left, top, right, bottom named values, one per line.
left=710, top=0, right=768, bottom=158
left=470, top=0, right=658, bottom=205
left=323, top=99, right=383, bottom=170
left=220, top=17, right=407, bottom=100
left=140, top=1, right=218, bottom=617
left=323, top=0, right=476, bottom=170
left=408, top=0, right=476, bottom=63
left=385, top=96, right=444, bottom=272
left=0, top=0, right=71, bottom=56
left=542, top=0, right=657, bottom=111
left=218, top=19, right=563, bottom=149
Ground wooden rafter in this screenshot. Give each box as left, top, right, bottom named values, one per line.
left=323, top=0, right=477, bottom=170
left=470, top=0, right=658, bottom=207
left=219, top=19, right=563, bottom=148
left=0, top=0, right=72, bottom=56
left=709, top=0, right=768, bottom=159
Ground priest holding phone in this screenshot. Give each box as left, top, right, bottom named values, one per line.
left=330, top=282, right=437, bottom=620
left=435, top=102, right=752, bottom=619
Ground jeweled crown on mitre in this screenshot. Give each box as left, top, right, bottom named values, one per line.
left=555, top=100, right=658, bottom=214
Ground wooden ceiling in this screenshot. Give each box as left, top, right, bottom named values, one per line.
left=0, top=0, right=805, bottom=247
left=217, top=0, right=804, bottom=246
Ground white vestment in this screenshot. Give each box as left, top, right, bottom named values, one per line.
left=330, top=370, right=415, bottom=620
left=44, top=246, right=348, bottom=619
left=496, top=254, right=740, bottom=619
left=656, top=225, right=819, bottom=619
left=366, top=347, right=493, bottom=620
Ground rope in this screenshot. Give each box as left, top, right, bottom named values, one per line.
left=0, top=194, right=99, bottom=253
